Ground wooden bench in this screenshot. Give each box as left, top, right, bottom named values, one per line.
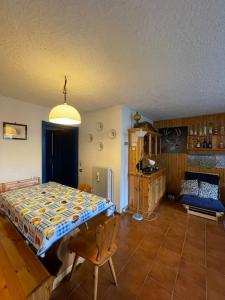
left=0, top=177, right=53, bottom=299
left=0, top=177, right=40, bottom=193
left=0, top=215, right=53, bottom=300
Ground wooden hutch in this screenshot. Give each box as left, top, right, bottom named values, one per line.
left=128, top=128, right=166, bottom=215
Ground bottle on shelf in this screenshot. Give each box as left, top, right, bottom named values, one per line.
left=203, top=122, right=207, bottom=136
left=213, top=123, right=218, bottom=135
left=220, top=121, right=224, bottom=135
left=218, top=137, right=225, bottom=149
left=196, top=138, right=201, bottom=148
left=193, top=125, right=198, bottom=136
left=207, top=137, right=212, bottom=148
left=189, top=125, right=193, bottom=136
left=208, top=123, right=213, bottom=135
left=202, top=138, right=207, bottom=148
left=198, top=123, right=203, bottom=136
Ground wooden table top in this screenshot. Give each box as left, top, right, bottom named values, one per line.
left=0, top=215, right=52, bottom=300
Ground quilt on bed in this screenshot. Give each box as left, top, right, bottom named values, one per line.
left=0, top=182, right=114, bottom=256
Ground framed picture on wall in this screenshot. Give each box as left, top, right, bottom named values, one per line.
left=159, top=126, right=188, bottom=153
left=3, top=122, right=27, bottom=140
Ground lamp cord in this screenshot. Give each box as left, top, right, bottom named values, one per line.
left=63, top=76, right=67, bottom=103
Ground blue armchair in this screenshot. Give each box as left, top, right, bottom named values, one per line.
left=181, top=171, right=225, bottom=221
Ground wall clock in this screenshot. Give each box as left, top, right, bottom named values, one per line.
left=108, top=129, right=117, bottom=139
left=97, top=141, right=104, bottom=151
left=87, top=133, right=93, bottom=143
left=96, top=122, right=103, bottom=131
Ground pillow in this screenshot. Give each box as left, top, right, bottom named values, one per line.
left=180, top=179, right=199, bottom=196
left=198, top=181, right=218, bottom=200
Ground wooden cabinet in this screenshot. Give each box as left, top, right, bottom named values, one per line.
left=128, top=128, right=161, bottom=173
left=128, top=127, right=165, bottom=215
left=128, top=169, right=166, bottom=215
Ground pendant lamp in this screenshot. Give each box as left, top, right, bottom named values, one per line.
left=49, top=76, right=81, bottom=125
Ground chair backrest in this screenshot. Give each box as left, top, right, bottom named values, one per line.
left=185, top=171, right=219, bottom=185
left=78, top=183, right=92, bottom=193
left=95, top=214, right=119, bottom=262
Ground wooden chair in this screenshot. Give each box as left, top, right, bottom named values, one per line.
left=68, top=215, right=120, bottom=300
left=78, top=183, right=92, bottom=193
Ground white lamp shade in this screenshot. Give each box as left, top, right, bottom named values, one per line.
left=49, top=103, right=81, bottom=126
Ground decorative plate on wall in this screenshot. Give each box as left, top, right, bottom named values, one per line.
left=97, top=141, right=104, bottom=151
left=108, top=129, right=117, bottom=139
left=96, top=122, right=103, bottom=131
left=87, top=133, right=93, bottom=143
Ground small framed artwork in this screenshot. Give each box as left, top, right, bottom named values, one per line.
left=158, top=126, right=187, bottom=153
left=3, top=122, right=27, bottom=140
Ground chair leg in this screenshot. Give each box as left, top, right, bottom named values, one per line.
left=108, top=257, right=118, bottom=286
left=68, top=254, right=79, bottom=281
left=93, top=266, right=99, bottom=300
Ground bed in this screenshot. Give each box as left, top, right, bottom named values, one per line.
left=0, top=181, right=114, bottom=257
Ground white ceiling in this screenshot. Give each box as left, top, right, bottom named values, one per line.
left=1, top=0, right=225, bottom=121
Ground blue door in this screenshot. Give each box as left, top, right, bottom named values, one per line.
left=42, top=121, right=79, bottom=188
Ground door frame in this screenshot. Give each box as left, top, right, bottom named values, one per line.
left=42, top=121, right=79, bottom=184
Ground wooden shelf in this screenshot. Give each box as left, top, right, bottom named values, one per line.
left=187, top=148, right=225, bottom=153
left=188, top=134, right=225, bottom=137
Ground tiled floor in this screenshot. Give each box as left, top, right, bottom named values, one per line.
left=50, top=200, right=225, bottom=300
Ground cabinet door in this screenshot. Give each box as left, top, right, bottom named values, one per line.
left=155, top=178, right=161, bottom=205
left=128, top=175, right=138, bottom=210
left=148, top=181, right=154, bottom=214
left=157, top=136, right=161, bottom=154
left=140, top=177, right=149, bottom=213
left=159, top=176, right=164, bottom=199
left=151, top=135, right=156, bottom=155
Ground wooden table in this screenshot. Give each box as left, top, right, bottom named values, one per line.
left=0, top=215, right=53, bottom=300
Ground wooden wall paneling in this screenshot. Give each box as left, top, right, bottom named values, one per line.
left=154, top=112, right=225, bottom=202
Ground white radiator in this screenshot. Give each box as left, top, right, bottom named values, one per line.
left=92, top=167, right=113, bottom=202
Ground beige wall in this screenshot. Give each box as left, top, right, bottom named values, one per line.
left=79, top=105, right=123, bottom=211
left=0, top=96, right=49, bottom=182
left=79, top=105, right=152, bottom=212
left=0, top=96, right=152, bottom=212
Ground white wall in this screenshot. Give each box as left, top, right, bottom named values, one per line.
left=79, top=105, right=153, bottom=212
left=0, top=96, right=49, bottom=182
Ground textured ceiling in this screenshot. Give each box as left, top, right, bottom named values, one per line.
left=0, top=0, right=225, bottom=120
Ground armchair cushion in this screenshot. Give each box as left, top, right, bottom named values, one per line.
left=198, top=181, right=218, bottom=200
left=181, top=195, right=225, bottom=212
left=180, top=179, right=199, bottom=196
left=185, top=171, right=219, bottom=185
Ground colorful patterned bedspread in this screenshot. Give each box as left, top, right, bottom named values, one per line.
left=0, top=182, right=114, bottom=256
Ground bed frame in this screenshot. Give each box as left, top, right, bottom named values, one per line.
left=0, top=177, right=40, bottom=193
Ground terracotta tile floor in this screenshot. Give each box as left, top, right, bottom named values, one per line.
left=50, top=200, right=225, bottom=300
